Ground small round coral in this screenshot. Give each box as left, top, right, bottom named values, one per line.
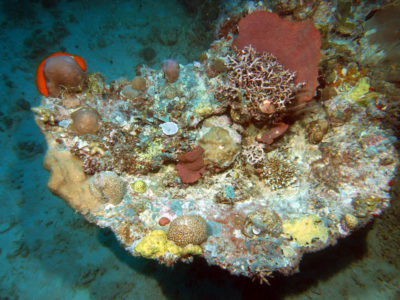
left=162, top=59, right=180, bottom=83
left=130, top=180, right=147, bottom=193
left=167, top=215, right=208, bottom=247
left=70, top=107, right=101, bottom=135
left=42, top=55, right=87, bottom=97
left=89, top=171, right=127, bottom=205
left=131, top=76, right=147, bottom=92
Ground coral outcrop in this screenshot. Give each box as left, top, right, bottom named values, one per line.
left=33, top=1, right=398, bottom=284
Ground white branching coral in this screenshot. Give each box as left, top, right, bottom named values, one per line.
left=216, top=46, right=304, bottom=123
left=242, top=143, right=265, bottom=165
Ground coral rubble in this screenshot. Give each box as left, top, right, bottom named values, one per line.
left=33, top=2, right=399, bottom=284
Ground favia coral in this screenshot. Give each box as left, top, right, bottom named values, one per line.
left=167, top=215, right=208, bottom=247
left=217, top=45, right=303, bottom=124
left=176, top=146, right=205, bottom=184
left=232, top=11, right=321, bottom=104
left=89, top=171, right=127, bottom=205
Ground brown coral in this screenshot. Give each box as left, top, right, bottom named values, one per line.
left=70, top=107, right=101, bottom=135
left=167, top=215, right=208, bottom=247
left=162, top=59, right=180, bottom=83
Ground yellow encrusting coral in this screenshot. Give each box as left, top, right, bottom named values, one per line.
left=282, top=215, right=329, bottom=246
left=135, top=230, right=202, bottom=259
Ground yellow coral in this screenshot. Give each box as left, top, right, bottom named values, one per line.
left=194, top=102, right=212, bottom=117
left=131, top=180, right=147, bottom=193
left=135, top=230, right=202, bottom=259
left=282, top=215, right=328, bottom=246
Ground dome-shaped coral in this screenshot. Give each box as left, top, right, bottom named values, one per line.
left=70, top=107, right=101, bottom=135
left=37, top=53, right=87, bottom=97
left=167, top=215, right=208, bottom=247
left=131, top=76, right=147, bottom=92
left=89, top=171, right=127, bottom=205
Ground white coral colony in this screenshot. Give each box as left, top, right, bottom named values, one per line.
left=160, top=121, right=178, bottom=135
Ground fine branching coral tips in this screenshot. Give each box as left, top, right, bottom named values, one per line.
left=36, top=52, right=87, bottom=97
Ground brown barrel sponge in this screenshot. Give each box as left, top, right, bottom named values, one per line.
left=44, top=55, right=87, bottom=97
left=71, top=107, right=101, bottom=135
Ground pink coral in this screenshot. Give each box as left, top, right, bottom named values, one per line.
left=176, top=146, right=205, bottom=184
left=232, top=11, right=321, bottom=104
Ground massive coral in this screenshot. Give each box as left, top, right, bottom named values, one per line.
left=232, top=10, right=321, bottom=104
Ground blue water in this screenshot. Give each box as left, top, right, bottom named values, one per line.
left=0, top=0, right=399, bottom=299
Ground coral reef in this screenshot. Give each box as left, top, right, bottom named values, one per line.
left=32, top=1, right=399, bottom=284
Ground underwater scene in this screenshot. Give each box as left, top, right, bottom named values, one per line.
left=0, top=0, right=399, bottom=299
